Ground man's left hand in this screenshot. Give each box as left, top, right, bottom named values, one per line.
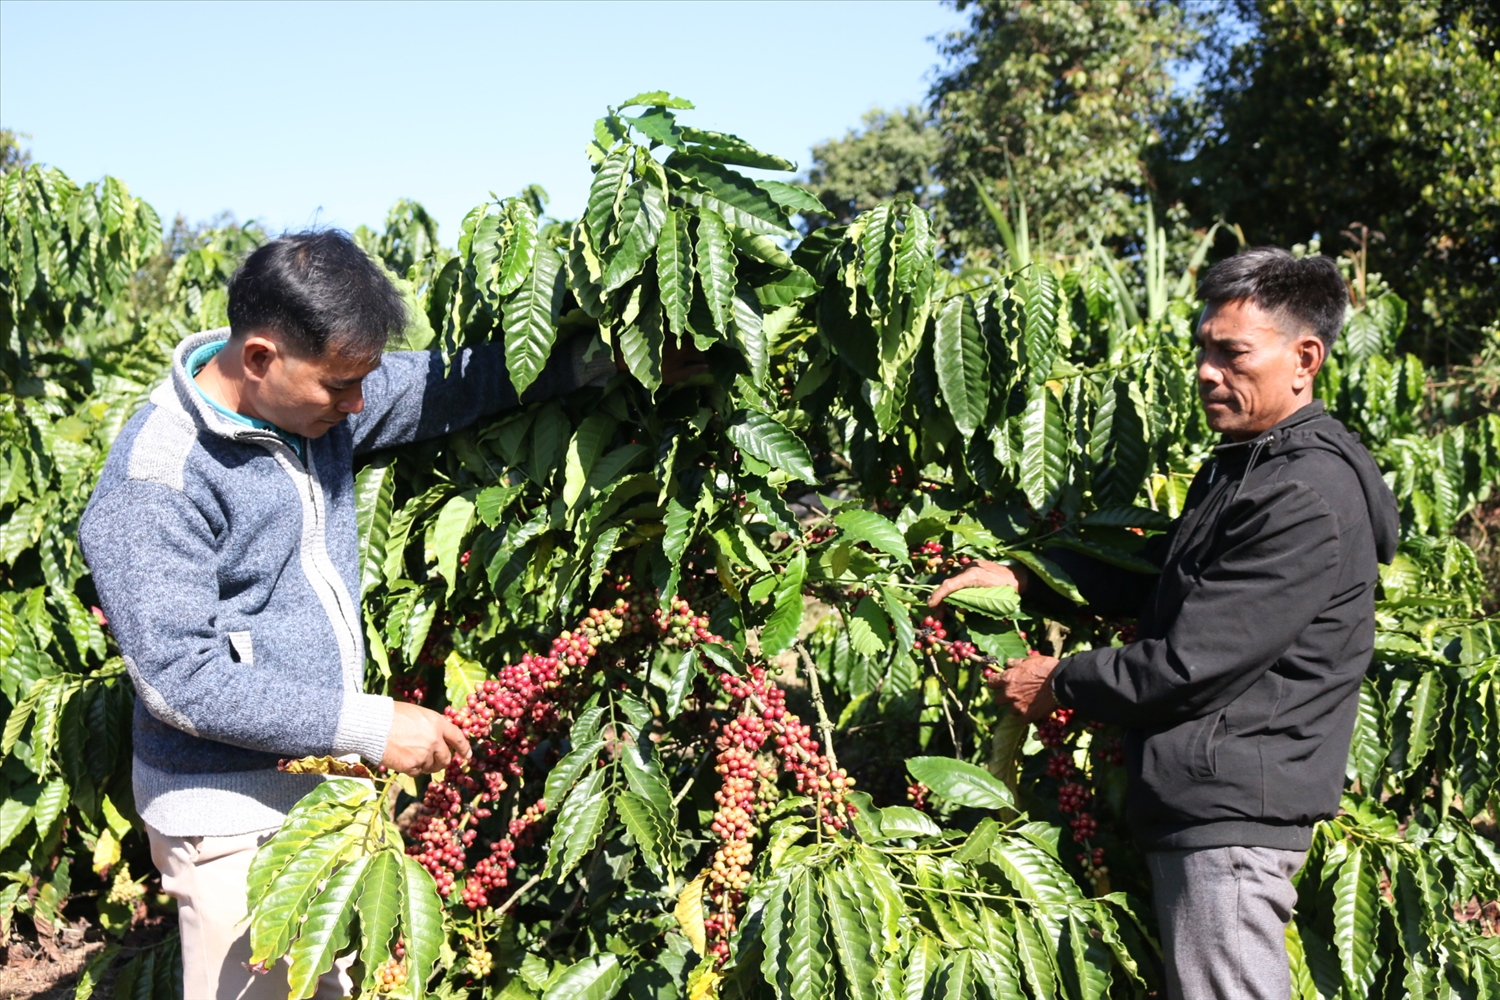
left=995, top=654, right=1062, bottom=722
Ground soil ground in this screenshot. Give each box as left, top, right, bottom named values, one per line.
left=1, top=913, right=175, bottom=1000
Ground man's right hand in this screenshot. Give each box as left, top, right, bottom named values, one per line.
left=381, top=702, right=471, bottom=776
left=928, top=559, right=1029, bottom=608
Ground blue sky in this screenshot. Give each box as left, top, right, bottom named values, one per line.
left=1, top=0, right=966, bottom=243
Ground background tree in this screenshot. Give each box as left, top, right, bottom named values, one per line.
left=1, top=130, right=32, bottom=174
left=1161, top=0, right=1500, bottom=363
left=927, top=0, right=1201, bottom=260
left=801, top=106, right=943, bottom=228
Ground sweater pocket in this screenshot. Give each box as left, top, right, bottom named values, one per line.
left=1187, top=708, right=1228, bottom=779
left=227, top=631, right=254, bottom=666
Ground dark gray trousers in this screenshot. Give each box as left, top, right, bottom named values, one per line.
left=1147, top=846, right=1307, bottom=1000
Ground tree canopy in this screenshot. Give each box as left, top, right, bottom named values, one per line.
left=802, top=0, right=1499, bottom=363
left=1162, top=0, right=1499, bottom=362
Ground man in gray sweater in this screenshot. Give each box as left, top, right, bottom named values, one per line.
left=79, top=231, right=654, bottom=998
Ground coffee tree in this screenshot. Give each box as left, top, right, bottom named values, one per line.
left=1, top=97, right=1498, bottom=999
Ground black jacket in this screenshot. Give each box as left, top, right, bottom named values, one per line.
left=1051, top=402, right=1399, bottom=851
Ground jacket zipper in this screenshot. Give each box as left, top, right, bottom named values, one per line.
left=250, top=432, right=366, bottom=691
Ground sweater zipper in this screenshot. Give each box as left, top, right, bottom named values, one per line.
left=252, top=432, right=366, bottom=691
left=304, top=448, right=366, bottom=687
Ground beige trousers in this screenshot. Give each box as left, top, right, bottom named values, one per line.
left=147, top=825, right=354, bottom=1000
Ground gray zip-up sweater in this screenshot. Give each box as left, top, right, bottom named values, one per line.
left=80, top=328, right=613, bottom=837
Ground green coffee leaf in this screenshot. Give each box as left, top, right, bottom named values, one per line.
left=657, top=208, right=693, bottom=337
left=847, top=595, right=889, bottom=658
left=542, top=954, right=625, bottom=1000
left=619, top=792, right=672, bottom=873
left=1404, top=670, right=1444, bottom=770
left=251, top=824, right=364, bottom=966
left=825, top=868, right=880, bottom=1000
left=906, top=756, right=1014, bottom=811
left=943, top=585, right=1021, bottom=618
left=725, top=411, right=816, bottom=483
left=1006, top=549, right=1084, bottom=604
left=399, top=854, right=445, bottom=999
left=683, top=128, right=795, bottom=171
left=1019, top=381, right=1067, bottom=514
left=787, top=873, right=831, bottom=1000
left=1012, top=908, right=1060, bottom=998
left=1090, top=377, right=1150, bottom=507
left=759, top=551, right=806, bottom=657
left=1060, top=911, right=1112, bottom=1000
left=546, top=766, right=609, bottom=880
left=355, top=459, right=396, bottom=595
left=832, top=510, right=907, bottom=561
left=432, top=493, right=475, bottom=588
left=355, top=851, right=403, bottom=996
left=1021, top=268, right=1060, bottom=382
left=731, top=282, right=768, bottom=386
left=1333, top=846, right=1379, bottom=997
left=694, top=208, right=735, bottom=335
left=543, top=741, right=604, bottom=809
left=616, top=286, right=663, bottom=391
left=990, top=837, right=1080, bottom=905
left=934, top=294, right=990, bottom=439
left=1079, top=503, right=1170, bottom=530
left=286, top=855, right=368, bottom=999
left=669, top=152, right=794, bottom=237
left=618, top=91, right=694, bottom=110
left=247, top=780, right=374, bottom=906
left=585, top=148, right=632, bottom=249
left=601, top=180, right=664, bottom=293
left=871, top=805, right=942, bottom=841
left=503, top=246, right=566, bottom=397
left=758, top=179, right=826, bottom=215
left=497, top=198, right=539, bottom=297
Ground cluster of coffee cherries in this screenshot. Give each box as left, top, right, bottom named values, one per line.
left=910, top=539, right=975, bottom=574
left=1035, top=707, right=1076, bottom=749
left=1057, top=781, right=1092, bottom=817
left=375, top=958, right=407, bottom=993
left=911, top=540, right=946, bottom=572
left=702, top=665, right=856, bottom=961
left=918, top=615, right=997, bottom=671
left=1076, top=846, right=1110, bottom=888
left=462, top=839, right=517, bottom=910
left=807, top=524, right=838, bottom=545
left=907, top=782, right=930, bottom=812
left=391, top=674, right=429, bottom=706
left=944, top=639, right=979, bottom=666
left=914, top=615, right=949, bottom=654
left=1045, top=752, right=1077, bottom=780
left=405, top=593, right=646, bottom=903
left=1037, top=710, right=1101, bottom=835
left=465, top=945, right=493, bottom=979
left=106, top=864, right=145, bottom=908
left=1032, top=707, right=1117, bottom=890
left=653, top=596, right=720, bottom=650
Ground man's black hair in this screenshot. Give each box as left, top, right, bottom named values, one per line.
left=226, top=230, right=406, bottom=363
left=1198, top=247, right=1349, bottom=350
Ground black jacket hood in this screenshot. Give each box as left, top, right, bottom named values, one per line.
left=1214, top=401, right=1400, bottom=564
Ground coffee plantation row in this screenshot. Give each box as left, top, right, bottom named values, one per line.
left=3, top=96, right=1499, bottom=999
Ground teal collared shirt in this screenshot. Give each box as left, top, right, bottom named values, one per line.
left=187, top=340, right=306, bottom=461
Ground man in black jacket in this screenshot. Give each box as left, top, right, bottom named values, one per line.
left=932, top=248, right=1399, bottom=1000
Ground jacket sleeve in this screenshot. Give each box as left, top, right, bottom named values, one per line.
left=348, top=335, right=617, bottom=455
left=1051, top=480, right=1340, bottom=728
left=79, top=480, right=393, bottom=762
